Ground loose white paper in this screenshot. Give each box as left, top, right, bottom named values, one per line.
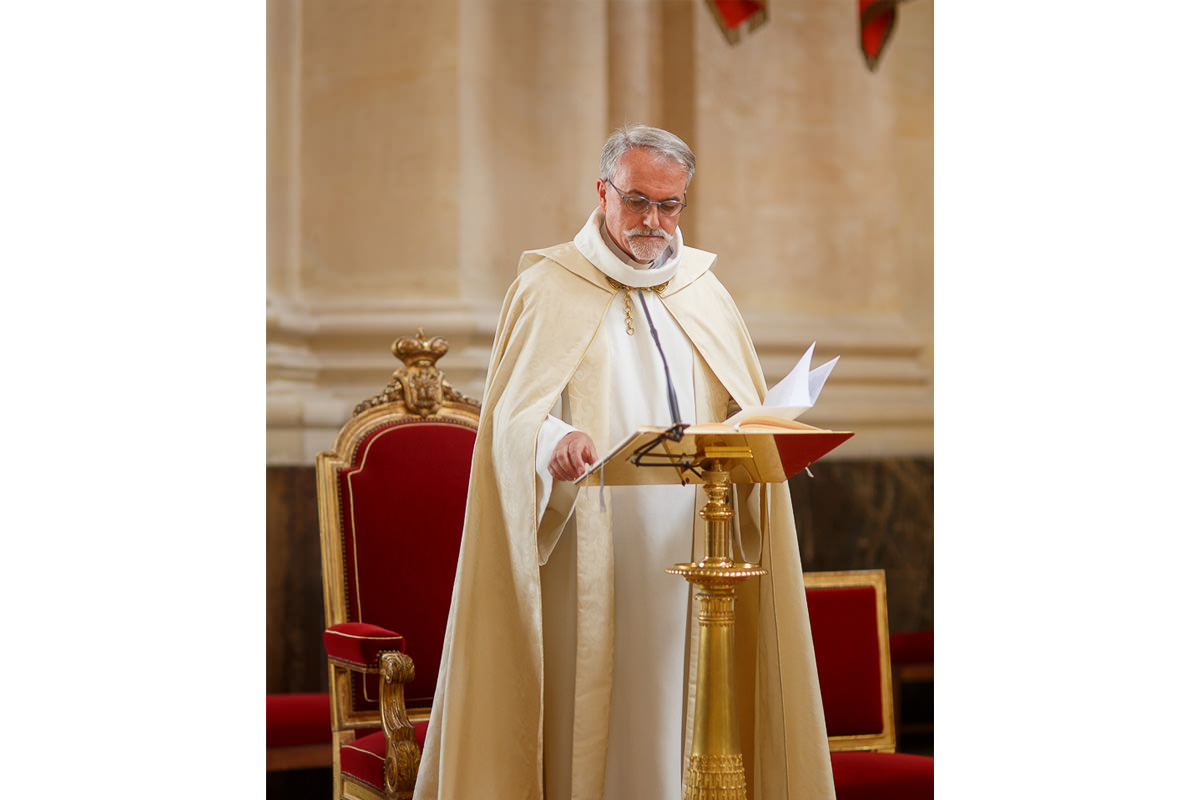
left=725, top=342, right=839, bottom=425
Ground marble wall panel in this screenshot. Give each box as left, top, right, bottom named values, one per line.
left=266, top=466, right=328, bottom=695
left=791, top=457, right=934, bottom=632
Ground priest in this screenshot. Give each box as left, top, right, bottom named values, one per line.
left=414, top=125, right=836, bottom=800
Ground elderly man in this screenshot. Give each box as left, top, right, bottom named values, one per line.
left=414, top=126, right=835, bottom=800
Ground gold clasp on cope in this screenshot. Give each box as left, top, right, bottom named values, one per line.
left=605, top=277, right=669, bottom=336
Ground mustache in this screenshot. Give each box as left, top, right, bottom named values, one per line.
left=624, top=227, right=669, bottom=239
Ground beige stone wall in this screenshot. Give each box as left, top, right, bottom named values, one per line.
left=267, top=0, right=934, bottom=465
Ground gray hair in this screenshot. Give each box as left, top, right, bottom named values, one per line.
left=599, top=125, right=696, bottom=188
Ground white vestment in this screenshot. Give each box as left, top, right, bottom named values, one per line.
left=413, top=206, right=836, bottom=800
left=537, top=211, right=699, bottom=798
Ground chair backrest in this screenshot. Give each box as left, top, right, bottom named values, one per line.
left=316, top=330, right=481, bottom=711
left=805, top=569, right=897, bottom=753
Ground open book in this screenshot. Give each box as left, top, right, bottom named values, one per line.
left=722, top=342, right=838, bottom=427
left=572, top=342, right=849, bottom=486
left=683, top=415, right=826, bottom=434
left=574, top=421, right=854, bottom=486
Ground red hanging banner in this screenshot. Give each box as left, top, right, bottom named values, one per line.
left=859, top=0, right=899, bottom=71
left=705, top=0, right=768, bottom=45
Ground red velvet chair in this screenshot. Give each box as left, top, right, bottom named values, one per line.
left=316, top=330, right=480, bottom=800
left=805, top=570, right=934, bottom=800
left=266, top=692, right=333, bottom=771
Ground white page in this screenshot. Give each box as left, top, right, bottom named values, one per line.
left=725, top=342, right=839, bottom=425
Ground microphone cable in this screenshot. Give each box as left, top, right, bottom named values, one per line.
left=636, top=290, right=687, bottom=442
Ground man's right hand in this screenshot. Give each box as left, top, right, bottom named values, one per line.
left=550, top=431, right=599, bottom=482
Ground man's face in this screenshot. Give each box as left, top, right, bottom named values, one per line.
left=597, top=147, right=689, bottom=264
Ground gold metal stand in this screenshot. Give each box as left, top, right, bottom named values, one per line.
left=577, top=426, right=852, bottom=799
left=666, top=464, right=764, bottom=800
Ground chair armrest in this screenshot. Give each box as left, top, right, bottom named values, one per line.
left=324, top=622, right=405, bottom=670
left=325, top=623, right=422, bottom=796
left=380, top=651, right=421, bottom=797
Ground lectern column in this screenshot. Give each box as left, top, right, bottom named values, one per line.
left=668, top=467, right=765, bottom=800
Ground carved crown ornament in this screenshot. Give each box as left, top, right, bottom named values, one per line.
left=352, top=328, right=481, bottom=418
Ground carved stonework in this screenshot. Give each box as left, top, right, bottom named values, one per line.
left=353, top=328, right=481, bottom=418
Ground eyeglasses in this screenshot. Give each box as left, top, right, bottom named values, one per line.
left=605, top=180, right=687, bottom=217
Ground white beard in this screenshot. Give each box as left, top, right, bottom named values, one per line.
left=625, top=229, right=670, bottom=262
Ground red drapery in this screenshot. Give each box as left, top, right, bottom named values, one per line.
left=705, top=0, right=901, bottom=72
left=859, top=0, right=899, bottom=70
left=705, top=0, right=768, bottom=45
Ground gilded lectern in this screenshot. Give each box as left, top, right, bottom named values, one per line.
left=577, top=421, right=852, bottom=799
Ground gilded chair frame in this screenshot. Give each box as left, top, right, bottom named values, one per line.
left=315, top=330, right=481, bottom=800
left=805, top=569, right=898, bottom=753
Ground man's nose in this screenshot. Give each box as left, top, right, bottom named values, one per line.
left=642, top=204, right=662, bottom=226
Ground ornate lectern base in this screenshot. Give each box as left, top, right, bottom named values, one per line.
left=667, top=467, right=766, bottom=800
left=684, top=753, right=748, bottom=800
left=576, top=428, right=852, bottom=800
